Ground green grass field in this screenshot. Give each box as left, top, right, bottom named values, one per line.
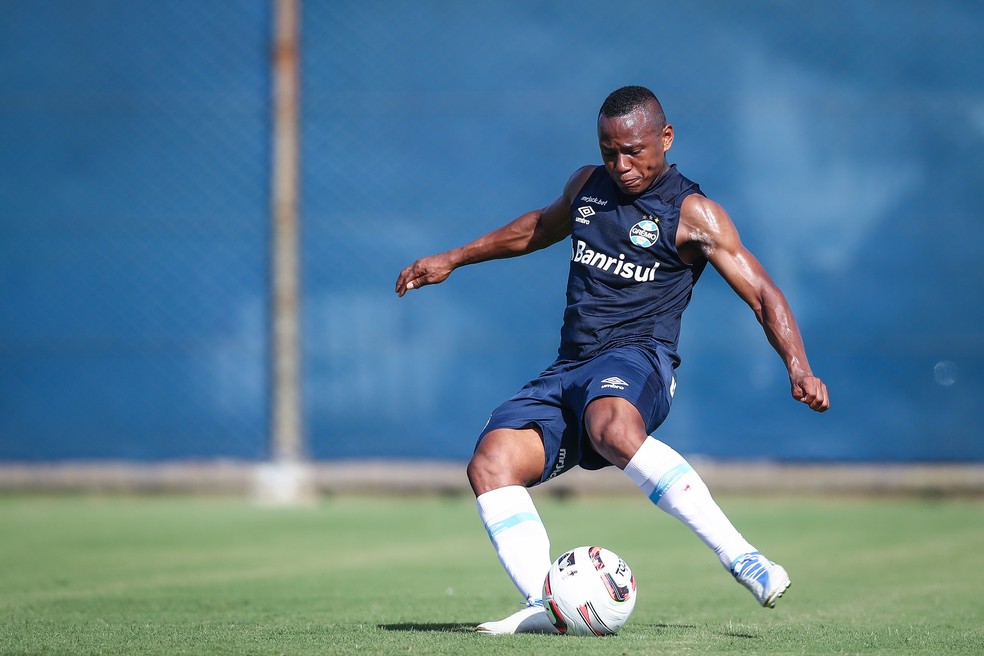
left=1, top=492, right=982, bottom=655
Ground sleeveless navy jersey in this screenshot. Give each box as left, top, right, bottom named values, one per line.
left=559, top=164, right=706, bottom=361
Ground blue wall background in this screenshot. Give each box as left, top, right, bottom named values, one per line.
left=2, top=1, right=983, bottom=463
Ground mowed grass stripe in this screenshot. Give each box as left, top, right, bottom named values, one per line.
left=0, top=497, right=482, bottom=608
left=1, top=494, right=982, bottom=655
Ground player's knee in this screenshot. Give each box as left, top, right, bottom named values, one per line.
left=586, top=424, right=634, bottom=468
left=467, top=429, right=545, bottom=495
left=467, top=440, right=521, bottom=495
left=466, top=450, right=498, bottom=495
left=584, top=403, right=646, bottom=468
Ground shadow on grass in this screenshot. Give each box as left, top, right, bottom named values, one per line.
left=379, top=622, right=699, bottom=634
left=647, top=624, right=698, bottom=631
left=378, top=623, right=477, bottom=633
left=720, top=629, right=757, bottom=639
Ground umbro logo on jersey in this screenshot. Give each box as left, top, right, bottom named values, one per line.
left=577, top=206, right=595, bottom=218
left=601, top=376, right=629, bottom=390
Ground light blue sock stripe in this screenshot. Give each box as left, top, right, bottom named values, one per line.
left=648, top=462, right=693, bottom=506
left=486, top=511, right=542, bottom=539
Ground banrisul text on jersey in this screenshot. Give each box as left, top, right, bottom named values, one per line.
left=571, top=239, right=660, bottom=282
left=558, top=165, right=707, bottom=361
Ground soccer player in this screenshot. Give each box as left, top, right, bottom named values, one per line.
left=395, top=85, right=829, bottom=634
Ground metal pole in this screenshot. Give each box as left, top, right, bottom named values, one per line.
left=270, top=0, right=302, bottom=464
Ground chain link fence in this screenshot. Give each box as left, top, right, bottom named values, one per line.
left=1, top=2, right=271, bottom=460
left=2, top=1, right=983, bottom=466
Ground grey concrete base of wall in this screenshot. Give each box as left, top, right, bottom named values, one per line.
left=1, top=460, right=983, bottom=499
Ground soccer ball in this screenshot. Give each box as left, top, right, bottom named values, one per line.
left=542, top=546, right=637, bottom=636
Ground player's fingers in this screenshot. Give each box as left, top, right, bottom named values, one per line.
left=792, top=377, right=824, bottom=412
left=405, top=269, right=429, bottom=292
left=398, top=278, right=420, bottom=296
left=812, top=381, right=830, bottom=412
left=395, top=263, right=414, bottom=294
left=792, top=381, right=810, bottom=403
left=800, top=378, right=829, bottom=412
left=396, top=262, right=426, bottom=296
left=395, top=276, right=408, bottom=296
left=798, top=389, right=816, bottom=407
left=400, top=273, right=431, bottom=296
left=397, top=258, right=451, bottom=296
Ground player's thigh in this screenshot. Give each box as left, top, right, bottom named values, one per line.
left=468, top=427, right=546, bottom=495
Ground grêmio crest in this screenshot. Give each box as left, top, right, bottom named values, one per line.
left=629, top=216, right=660, bottom=248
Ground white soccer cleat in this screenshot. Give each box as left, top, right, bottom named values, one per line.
left=730, top=551, right=791, bottom=608
left=475, top=603, right=560, bottom=635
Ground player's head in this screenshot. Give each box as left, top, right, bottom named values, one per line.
left=597, top=86, right=674, bottom=196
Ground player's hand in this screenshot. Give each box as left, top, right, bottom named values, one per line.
left=791, top=374, right=830, bottom=412
left=395, top=253, right=455, bottom=297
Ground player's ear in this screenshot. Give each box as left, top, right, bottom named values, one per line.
left=661, top=124, right=674, bottom=152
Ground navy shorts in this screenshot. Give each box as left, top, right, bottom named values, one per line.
left=478, top=342, right=679, bottom=484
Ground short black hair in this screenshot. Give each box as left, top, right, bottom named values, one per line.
left=599, top=85, right=666, bottom=127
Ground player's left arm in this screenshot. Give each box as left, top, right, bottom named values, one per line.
left=678, top=195, right=830, bottom=412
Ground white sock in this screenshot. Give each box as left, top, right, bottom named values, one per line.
left=476, top=485, right=552, bottom=605
left=624, top=437, right=755, bottom=569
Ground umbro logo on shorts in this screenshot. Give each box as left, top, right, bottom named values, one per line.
left=600, top=376, right=629, bottom=390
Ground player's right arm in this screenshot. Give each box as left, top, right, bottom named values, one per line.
left=395, top=166, right=595, bottom=297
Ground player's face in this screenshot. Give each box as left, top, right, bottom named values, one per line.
left=598, top=109, right=673, bottom=196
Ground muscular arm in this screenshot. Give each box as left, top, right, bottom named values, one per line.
left=679, top=195, right=830, bottom=412
left=395, top=166, right=594, bottom=296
